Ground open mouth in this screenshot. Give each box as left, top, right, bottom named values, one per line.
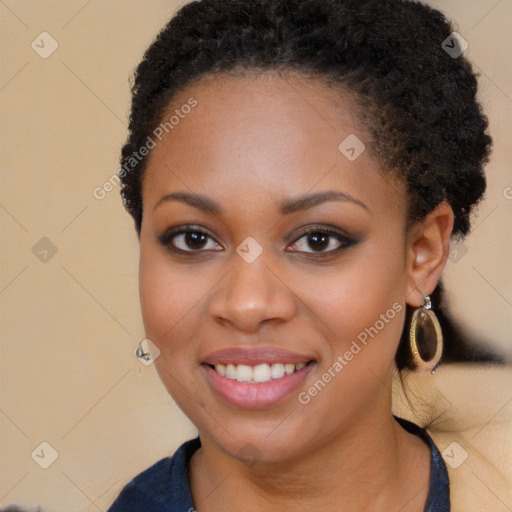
left=205, top=361, right=315, bottom=383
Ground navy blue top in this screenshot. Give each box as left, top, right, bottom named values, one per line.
left=107, top=417, right=450, bottom=511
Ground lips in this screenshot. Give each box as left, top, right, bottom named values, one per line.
left=201, top=346, right=316, bottom=408
left=202, top=346, right=313, bottom=366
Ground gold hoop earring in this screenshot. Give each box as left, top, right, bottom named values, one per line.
left=409, top=296, right=443, bottom=374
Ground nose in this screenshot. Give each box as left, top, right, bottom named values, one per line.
left=208, top=250, right=296, bottom=333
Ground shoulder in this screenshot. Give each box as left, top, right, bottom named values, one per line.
left=106, top=437, right=200, bottom=512
left=393, top=363, right=512, bottom=511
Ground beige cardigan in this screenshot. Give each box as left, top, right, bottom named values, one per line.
left=392, top=363, right=512, bottom=512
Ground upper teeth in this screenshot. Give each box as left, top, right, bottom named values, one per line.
left=214, top=363, right=306, bottom=383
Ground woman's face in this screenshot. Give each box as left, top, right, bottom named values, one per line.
left=139, top=73, right=413, bottom=463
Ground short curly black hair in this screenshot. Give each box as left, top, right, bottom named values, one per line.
left=119, top=0, right=491, bottom=239
left=119, top=0, right=500, bottom=369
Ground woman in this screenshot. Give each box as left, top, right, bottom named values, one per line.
left=107, top=0, right=506, bottom=510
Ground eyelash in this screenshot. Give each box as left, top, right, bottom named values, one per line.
left=158, top=224, right=357, bottom=256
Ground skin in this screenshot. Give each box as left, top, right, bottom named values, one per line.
left=137, top=72, right=454, bottom=511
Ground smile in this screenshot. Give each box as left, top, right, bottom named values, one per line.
left=202, top=360, right=315, bottom=409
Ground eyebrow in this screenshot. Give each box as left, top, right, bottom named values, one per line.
left=153, top=190, right=369, bottom=215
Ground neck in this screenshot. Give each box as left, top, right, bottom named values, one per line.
left=189, top=403, right=431, bottom=511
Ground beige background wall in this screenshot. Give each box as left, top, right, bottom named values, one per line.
left=0, top=1, right=510, bottom=510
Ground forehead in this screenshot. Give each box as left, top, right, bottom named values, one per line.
left=142, top=72, right=406, bottom=217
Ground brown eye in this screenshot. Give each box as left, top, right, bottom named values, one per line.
left=159, top=227, right=223, bottom=253
left=288, top=227, right=355, bottom=254
left=182, top=231, right=208, bottom=250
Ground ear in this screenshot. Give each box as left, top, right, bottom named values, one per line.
left=405, top=201, right=454, bottom=307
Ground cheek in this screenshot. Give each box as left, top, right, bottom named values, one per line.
left=138, top=242, right=195, bottom=351
left=138, top=239, right=217, bottom=379
left=295, top=261, right=407, bottom=422
left=138, top=245, right=206, bottom=404
left=296, top=251, right=406, bottom=340
left=139, top=247, right=169, bottom=338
